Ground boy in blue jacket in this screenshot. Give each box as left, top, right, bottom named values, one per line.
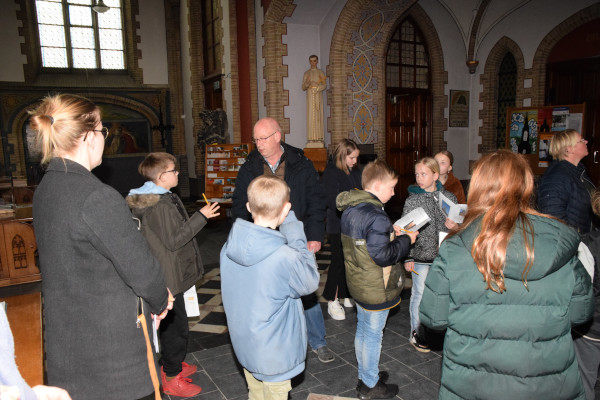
left=221, top=175, right=320, bottom=399
left=337, top=160, right=418, bottom=400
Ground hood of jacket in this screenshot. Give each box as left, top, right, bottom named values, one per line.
left=337, top=189, right=382, bottom=212
left=126, top=181, right=170, bottom=218
left=457, top=214, right=580, bottom=282
left=407, top=180, right=444, bottom=194
left=225, top=218, right=288, bottom=267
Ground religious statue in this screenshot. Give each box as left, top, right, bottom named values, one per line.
left=302, top=55, right=326, bottom=148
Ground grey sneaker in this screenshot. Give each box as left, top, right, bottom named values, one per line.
left=314, top=346, right=335, bottom=363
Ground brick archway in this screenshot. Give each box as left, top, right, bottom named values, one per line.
left=327, top=1, right=448, bottom=160
left=6, top=92, right=165, bottom=177
left=531, top=3, right=600, bottom=105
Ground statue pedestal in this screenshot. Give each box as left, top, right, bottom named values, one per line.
left=305, top=140, right=324, bottom=149
left=303, top=147, right=327, bottom=173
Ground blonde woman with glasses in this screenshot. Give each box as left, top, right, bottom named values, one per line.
left=538, top=129, right=596, bottom=233
left=30, top=94, right=173, bottom=400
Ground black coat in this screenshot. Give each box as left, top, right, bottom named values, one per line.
left=33, top=158, right=168, bottom=400
left=577, top=230, right=600, bottom=339
left=321, top=160, right=361, bottom=234
left=232, top=142, right=325, bottom=243
left=538, top=160, right=595, bottom=233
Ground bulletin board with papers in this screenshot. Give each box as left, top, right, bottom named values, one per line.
left=505, top=103, right=585, bottom=175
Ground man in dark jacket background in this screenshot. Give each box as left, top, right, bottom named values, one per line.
left=232, top=117, right=334, bottom=363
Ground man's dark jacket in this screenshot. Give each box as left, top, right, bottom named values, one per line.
left=232, top=142, right=325, bottom=243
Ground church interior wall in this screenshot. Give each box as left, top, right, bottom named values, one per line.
left=0, top=0, right=598, bottom=196
left=283, top=23, right=323, bottom=150
left=137, top=0, right=169, bottom=85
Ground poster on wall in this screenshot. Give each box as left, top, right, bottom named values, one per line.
left=552, top=107, right=569, bottom=131
left=509, top=110, right=538, bottom=155
left=449, top=90, right=469, bottom=127
left=538, top=133, right=553, bottom=167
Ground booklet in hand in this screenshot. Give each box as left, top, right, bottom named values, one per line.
left=394, top=207, right=431, bottom=232
left=439, top=192, right=467, bottom=223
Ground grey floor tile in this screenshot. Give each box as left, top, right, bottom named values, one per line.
left=326, top=331, right=358, bottom=355
left=380, top=359, right=429, bottom=388
left=291, top=371, right=324, bottom=393
left=382, top=328, right=408, bottom=351
left=312, top=364, right=360, bottom=396
left=305, top=348, right=349, bottom=374
left=191, top=344, right=233, bottom=361
left=197, top=390, right=227, bottom=400
left=396, top=379, right=440, bottom=400
left=212, top=371, right=248, bottom=399
left=411, top=357, right=442, bottom=383
left=199, top=353, right=243, bottom=378
left=384, top=343, right=440, bottom=367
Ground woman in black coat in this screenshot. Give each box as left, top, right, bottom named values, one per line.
left=321, top=139, right=361, bottom=320
left=537, top=129, right=596, bottom=233
left=30, top=94, right=173, bottom=400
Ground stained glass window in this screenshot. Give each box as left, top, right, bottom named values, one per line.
left=35, top=0, right=125, bottom=69
left=386, top=18, right=430, bottom=89
left=496, top=53, right=517, bottom=148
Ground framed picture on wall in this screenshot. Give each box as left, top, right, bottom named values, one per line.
left=102, top=120, right=151, bottom=156
left=449, top=90, right=469, bottom=127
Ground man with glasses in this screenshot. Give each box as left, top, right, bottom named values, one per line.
left=232, top=117, right=334, bottom=363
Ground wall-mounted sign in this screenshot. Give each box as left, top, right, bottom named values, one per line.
left=449, top=90, right=469, bottom=127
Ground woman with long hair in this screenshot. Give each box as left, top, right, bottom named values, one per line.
left=321, top=138, right=361, bottom=320
left=30, top=94, right=172, bottom=400
left=420, top=150, right=593, bottom=399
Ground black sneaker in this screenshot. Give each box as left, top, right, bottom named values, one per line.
left=356, top=371, right=390, bottom=392
left=358, top=379, right=398, bottom=400
left=409, top=330, right=430, bottom=353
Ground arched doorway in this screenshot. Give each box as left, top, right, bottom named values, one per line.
left=385, top=17, right=432, bottom=216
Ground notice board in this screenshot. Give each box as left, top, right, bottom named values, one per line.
left=505, top=103, right=585, bottom=175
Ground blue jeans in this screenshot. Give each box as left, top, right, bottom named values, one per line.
left=355, top=305, right=389, bottom=388
left=409, top=263, right=430, bottom=334
left=305, top=303, right=327, bottom=350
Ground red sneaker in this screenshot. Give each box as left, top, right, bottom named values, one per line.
left=180, top=362, right=197, bottom=378
left=161, top=369, right=202, bottom=397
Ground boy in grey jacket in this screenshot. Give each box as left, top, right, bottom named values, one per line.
left=221, top=175, right=320, bottom=400
left=127, top=152, right=220, bottom=398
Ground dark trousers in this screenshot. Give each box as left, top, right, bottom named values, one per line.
left=322, top=233, right=350, bottom=301
left=573, top=331, right=600, bottom=400
left=159, top=292, right=189, bottom=377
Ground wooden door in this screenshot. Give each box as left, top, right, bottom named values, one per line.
left=547, top=58, right=600, bottom=185
left=385, top=92, right=432, bottom=217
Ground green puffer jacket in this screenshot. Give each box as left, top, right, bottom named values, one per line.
left=337, top=190, right=411, bottom=310
left=126, top=193, right=206, bottom=295
left=420, top=214, right=593, bottom=400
